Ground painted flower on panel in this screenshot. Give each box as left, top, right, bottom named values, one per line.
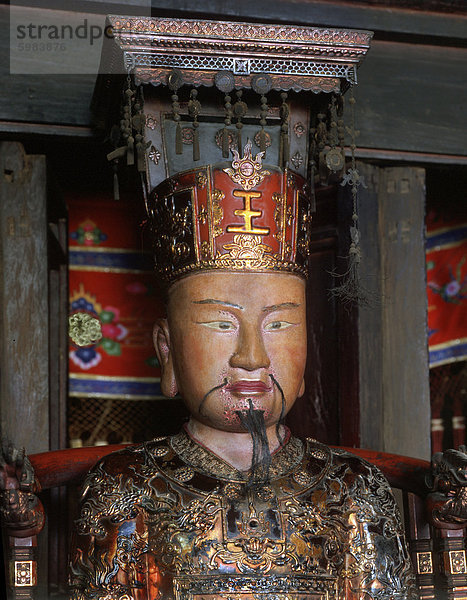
left=70, top=219, right=108, bottom=246
left=428, top=256, right=467, bottom=304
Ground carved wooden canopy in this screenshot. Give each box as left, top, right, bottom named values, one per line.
left=103, top=16, right=373, bottom=92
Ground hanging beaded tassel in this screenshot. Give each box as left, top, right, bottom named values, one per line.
left=133, top=87, right=149, bottom=174
left=112, top=160, right=120, bottom=201
left=173, top=91, right=182, bottom=155
left=316, top=112, right=328, bottom=184
left=188, top=89, right=201, bottom=161
left=325, top=95, right=345, bottom=179
left=259, top=93, right=268, bottom=154
left=279, top=92, right=290, bottom=169
left=329, top=86, right=372, bottom=307
left=308, top=118, right=317, bottom=213
left=106, top=78, right=137, bottom=200
left=106, top=78, right=149, bottom=202
left=336, top=96, right=346, bottom=176
left=251, top=73, right=272, bottom=157
left=222, top=92, right=233, bottom=158
left=167, top=69, right=183, bottom=155
left=124, top=78, right=135, bottom=166
left=214, top=70, right=236, bottom=158
left=233, top=90, right=247, bottom=154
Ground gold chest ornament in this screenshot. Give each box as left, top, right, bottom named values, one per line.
left=71, top=431, right=416, bottom=600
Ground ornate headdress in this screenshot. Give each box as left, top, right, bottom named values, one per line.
left=95, top=17, right=372, bottom=284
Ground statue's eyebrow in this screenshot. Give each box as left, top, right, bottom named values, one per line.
left=262, top=302, right=300, bottom=313
left=193, top=299, right=244, bottom=310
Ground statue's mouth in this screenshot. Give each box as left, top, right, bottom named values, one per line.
left=226, top=380, right=272, bottom=395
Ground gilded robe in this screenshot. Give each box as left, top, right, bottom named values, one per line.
left=69, top=429, right=417, bottom=599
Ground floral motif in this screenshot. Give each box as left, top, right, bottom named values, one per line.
left=428, top=256, right=467, bottom=304
left=181, top=127, right=194, bottom=145
left=146, top=114, right=157, bottom=130
left=290, top=151, right=304, bottom=169
left=217, top=234, right=276, bottom=270
left=148, top=145, right=161, bottom=165
left=223, top=140, right=270, bottom=192
left=293, top=122, right=306, bottom=138
left=70, top=219, right=108, bottom=246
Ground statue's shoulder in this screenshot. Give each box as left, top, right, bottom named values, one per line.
left=83, top=436, right=170, bottom=483
left=76, top=438, right=171, bottom=536
left=304, top=438, right=401, bottom=521
left=304, top=437, right=389, bottom=483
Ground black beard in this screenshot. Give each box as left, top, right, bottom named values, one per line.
left=236, top=399, right=271, bottom=490
left=235, top=376, right=287, bottom=490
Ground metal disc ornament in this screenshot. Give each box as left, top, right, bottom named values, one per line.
left=325, top=147, right=345, bottom=172
left=215, top=128, right=236, bottom=151
left=251, top=73, right=272, bottom=95
left=69, top=312, right=102, bottom=347
left=253, top=130, right=272, bottom=149
left=214, top=70, right=235, bottom=93
left=167, top=68, right=184, bottom=91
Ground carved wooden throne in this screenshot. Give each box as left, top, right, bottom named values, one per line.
left=2, top=445, right=467, bottom=600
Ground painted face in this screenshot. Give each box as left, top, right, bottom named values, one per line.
left=154, top=271, right=307, bottom=433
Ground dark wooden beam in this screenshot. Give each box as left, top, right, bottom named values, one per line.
left=13, top=0, right=467, bottom=40
left=0, top=122, right=93, bottom=137
left=355, top=40, right=467, bottom=157
left=1, top=5, right=466, bottom=158
left=147, top=0, right=465, bottom=40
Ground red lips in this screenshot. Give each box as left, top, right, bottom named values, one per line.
left=226, top=380, right=272, bottom=394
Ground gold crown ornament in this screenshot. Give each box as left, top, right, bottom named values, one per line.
left=147, top=141, right=313, bottom=282
left=94, top=16, right=372, bottom=285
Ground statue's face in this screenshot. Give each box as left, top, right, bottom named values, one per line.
left=154, top=271, right=307, bottom=433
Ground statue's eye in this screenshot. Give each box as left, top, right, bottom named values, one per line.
left=200, top=321, right=236, bottom=331
left=264, top=321, right=293, bottom=331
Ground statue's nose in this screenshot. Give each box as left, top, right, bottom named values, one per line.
left=229, top=324, right=270, bottom=371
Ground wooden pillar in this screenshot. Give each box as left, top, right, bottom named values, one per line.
left=354, top=164, right=382, bottom=451
left=358, top=162, right=431, bottom=460
left=0, top=141, right=50, bottom=453
left=0, top=142, right=50, bottom=599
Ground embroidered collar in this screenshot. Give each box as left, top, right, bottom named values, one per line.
left=169, top=427, right=304, bottom=482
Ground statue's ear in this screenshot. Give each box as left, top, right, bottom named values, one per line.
left=298, top=377, right=305, bottom=398
left=153, top=319, right=178, bottom=397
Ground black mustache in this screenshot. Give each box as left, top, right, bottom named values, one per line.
left=198, top=378, right=228, bottom=417
left=269, top=373, right=286, bottom=447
